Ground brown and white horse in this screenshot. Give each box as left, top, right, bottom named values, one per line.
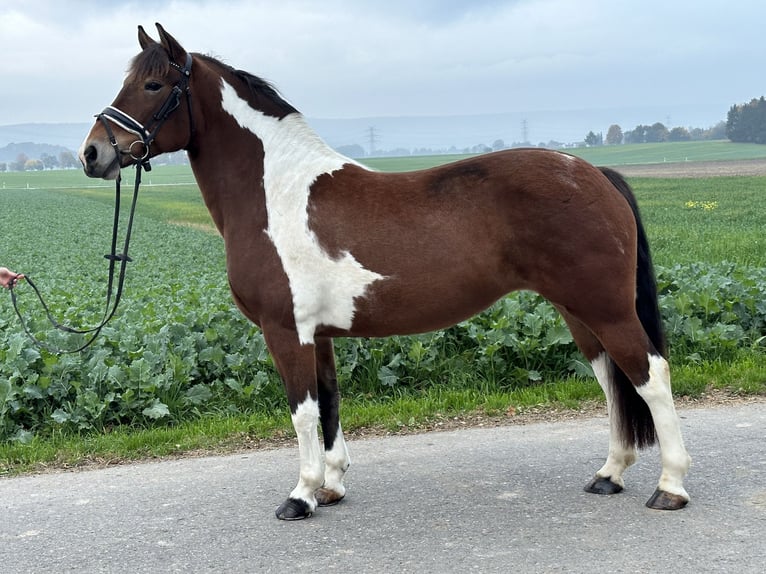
left=79, top=24, right=690, bottom=520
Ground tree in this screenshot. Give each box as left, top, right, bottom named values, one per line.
left=645, top=122, right=669, bottom=143
left=727, top=97, right=766, bottom=143
left=58, top=150, right=79, bottom=169
left=25, top=159, right=44, bottom=171
left=584, top=131, right=602, bottom=146
left=10, top=153, right=29, bottom=171
left=625, top=125, right=647, bottom=144
left=40, top=153, right=59, bottom=169
left=606, top=124, right=623, bottom=145
left=667, top=127, right=691, bottom=142
left=492, top=139, right=506, bottom=151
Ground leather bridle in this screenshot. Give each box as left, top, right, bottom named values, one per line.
left=98, top=52, right=194, bottom=171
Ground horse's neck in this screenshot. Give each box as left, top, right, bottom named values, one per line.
left=218, top=79, right=356, bottom=175
left=190, top=79, right=362, bottom=235
left=190, top=82, right=358, bottom=233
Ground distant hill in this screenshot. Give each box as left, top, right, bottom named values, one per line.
left=0, top=141, right=74, bottom=163
left=0, top=123, right=90, bottom=152
left=0, top=102, right=726, bottom=161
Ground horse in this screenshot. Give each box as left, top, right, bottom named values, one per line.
left=79, top=23, right=691, bottom=521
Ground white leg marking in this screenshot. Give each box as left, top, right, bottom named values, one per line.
left=592, top=353, right=636, bottom=487
left=219, top=80, right=385, bottom=345
left=635, top=354, right=691, bottom=499
left=323, top=423, right=350, bottom=497
left=289, top=395, right=323, bottom=510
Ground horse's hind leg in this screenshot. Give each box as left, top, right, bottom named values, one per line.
left=557, top=309, right=637, bottom=495
left=633, top=353, right=691, bottom=509
left=591, top=319, right=691, bottom=510
left=585, top=352, right=637, bottom=494
left=314, top=337, right=350, bottom=507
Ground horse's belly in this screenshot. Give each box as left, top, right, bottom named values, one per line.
left=336, top=277, right=518, bottom=338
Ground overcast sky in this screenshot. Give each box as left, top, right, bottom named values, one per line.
left=1, top=0, right=764, bottom=137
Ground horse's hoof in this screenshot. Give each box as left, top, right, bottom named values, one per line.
left=584, top=475, right=624, bottom=495
left=315, top=487, right=345, bottom=507
left=275, top=498, right=313, bottom=520
left=645, top=488, right=689, bottom=510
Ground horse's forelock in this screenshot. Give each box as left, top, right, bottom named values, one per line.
left=127, top=44, right=171, bottom=81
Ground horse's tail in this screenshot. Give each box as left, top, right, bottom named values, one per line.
left=599, top=167, right=664, bottom=449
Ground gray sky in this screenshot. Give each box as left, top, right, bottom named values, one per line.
left=1, top=0, right=764, bottom=138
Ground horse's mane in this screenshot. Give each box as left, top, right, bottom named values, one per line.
left=197, top=54, right=298, bottom=116
left=129, top=47, right=297, bottom=116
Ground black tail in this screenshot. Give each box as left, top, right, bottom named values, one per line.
left=599, top=167, right=664, bottom=449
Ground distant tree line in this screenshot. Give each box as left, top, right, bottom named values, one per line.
left=585, top=121, right=726, bottom=147
left=726, top=97, right=766, bottom=143
left=0, top=149, right=190, bottom=172
left=0, top=151, right=79, bottom=172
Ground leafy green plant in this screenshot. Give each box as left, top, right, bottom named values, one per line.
left=2, top=172, right=766, bottom=442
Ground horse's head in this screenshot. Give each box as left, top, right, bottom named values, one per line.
left=79, top=24, right=194, bottom=179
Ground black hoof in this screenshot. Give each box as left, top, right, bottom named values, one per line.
left=315, top=487, right=345, bottom=507
left=645, top=488, right=689, bottom=510
left=584, top=475, right=624, bottom=495
left=275, top=497, right=313, bottom=520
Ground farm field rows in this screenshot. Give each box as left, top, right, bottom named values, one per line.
left=1, top=145, right=765, bottom=470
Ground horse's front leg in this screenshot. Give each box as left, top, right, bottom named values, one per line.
left=263, top=325, right=324, bottom=520
left=314, top=336, right=350, bottom=507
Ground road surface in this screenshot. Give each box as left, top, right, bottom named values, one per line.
left=1, top=401, right=764, bottom=573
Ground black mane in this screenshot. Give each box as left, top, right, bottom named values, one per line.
left=197, top=54, right=298, bottom=116
left=129, top=48, right=298, bottom=116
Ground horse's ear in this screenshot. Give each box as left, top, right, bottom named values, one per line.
left=155, top=23, right=187, bottom=62
left=137, top=25, right=156, bottom=50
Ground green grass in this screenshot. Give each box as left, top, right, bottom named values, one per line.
left=361, top=140, right=766, bottom=172
left=1, top=143, right=765, bottom=473
left=3, top=349, right=763, bottom=475
left=635, top=176, right=766, bottom=267
left=569, top=140, right=766, bottom=166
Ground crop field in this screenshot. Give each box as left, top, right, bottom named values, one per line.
left=363, top=140, right=766, bottom=172
left=1, top=146, right=765, bottom=452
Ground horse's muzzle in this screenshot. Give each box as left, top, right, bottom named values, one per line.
left=79, top=140, right=121, bottom=180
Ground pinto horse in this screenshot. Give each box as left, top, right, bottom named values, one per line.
left=79, top=24, right=691, bottom=520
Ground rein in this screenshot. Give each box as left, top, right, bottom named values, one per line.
left=10, top=166, right=143, bottom=354
left=8, top=53, right=194, bottom=354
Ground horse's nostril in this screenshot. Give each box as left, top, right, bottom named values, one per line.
left=84, top=145, right=97, bottom=163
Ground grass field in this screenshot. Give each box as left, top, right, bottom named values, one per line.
left=362, top=140, right=766, bottom=171
left=1, top=141, right=765, bottom=472
left=5, top=143, right=766, bottom=268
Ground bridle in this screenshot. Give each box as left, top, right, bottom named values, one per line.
left=98, top=52, right=195, bottom=170
left=9, top=53, right=194, bottom=354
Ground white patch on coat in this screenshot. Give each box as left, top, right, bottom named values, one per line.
left=289, top=395, right=323, bottom=509
left=323, top=423, right=350, bottom=498
left=635, top=353, right=691, bottom=500
left=591, top=353, right=637, bottom=486
left=219, top=80, right=385, bottom=344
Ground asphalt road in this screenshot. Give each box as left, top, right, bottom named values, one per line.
left=1, top=401, right=764, bottom=573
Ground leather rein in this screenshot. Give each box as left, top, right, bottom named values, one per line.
left=9, top=54, right=193, bottom=354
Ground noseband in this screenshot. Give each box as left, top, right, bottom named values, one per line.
left=97, top=52, right=194, bottom=170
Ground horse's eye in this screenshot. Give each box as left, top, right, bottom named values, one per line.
left=145, top=81, right=163, bottom=92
